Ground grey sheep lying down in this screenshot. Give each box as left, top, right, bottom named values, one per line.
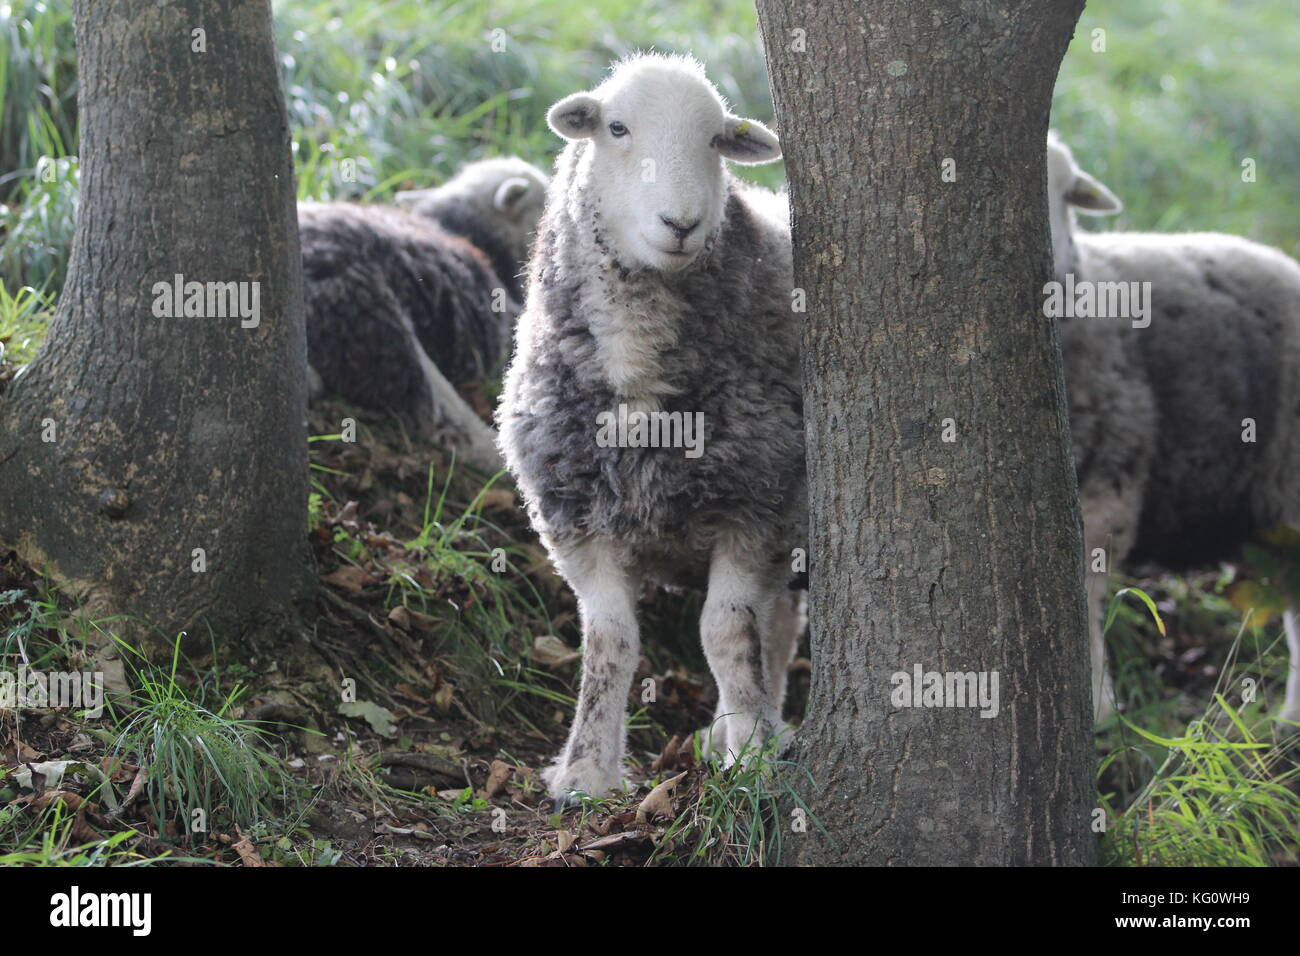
left=300, top=157, right=548, bottom=473
left=1047, top=132, right=1300, bottom=727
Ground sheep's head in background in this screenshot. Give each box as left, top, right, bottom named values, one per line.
left=546, top=53, right=781, bottom=273
left=396, top=156, right=550, bottom=271
left=1046, top=130, right=1123, bottom=277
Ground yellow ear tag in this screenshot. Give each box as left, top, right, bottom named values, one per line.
left=732, top=120, right=751, bottom=136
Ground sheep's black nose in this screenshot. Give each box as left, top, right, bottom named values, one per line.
left=660, top=215, right=700, bottom=240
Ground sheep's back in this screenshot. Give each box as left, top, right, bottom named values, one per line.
left=299, top=202, right=515, bottom=418
left=1075, top=231, right=1300, bottom=565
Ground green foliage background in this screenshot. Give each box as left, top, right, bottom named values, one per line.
left=2, top=0, right=1297, bottom=315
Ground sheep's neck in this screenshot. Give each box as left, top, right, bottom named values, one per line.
left=579, top=263, right=687, bottom=407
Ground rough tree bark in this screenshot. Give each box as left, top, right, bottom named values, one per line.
left=756, top=0, right=1096, bottom=864
left=0, top=0, right=311, bottom=652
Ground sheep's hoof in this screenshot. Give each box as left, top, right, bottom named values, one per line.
left=692, top=716, right=730, bottom=762
left=773, top=722, right=798, bottom=760
left=543, top=758, right=624, bottom=812
left=698, top=717, right=791, bottom=770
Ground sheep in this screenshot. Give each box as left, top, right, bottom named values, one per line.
left=497, top=54, right=803, bottom=804
left=300, top=157, right=548, bottom=472
left=1046, top=132, right=1300, bottom=726
left=394, top=156, right=548, bottom=304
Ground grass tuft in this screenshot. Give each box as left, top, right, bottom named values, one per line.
left=103, top=634, right=298, bottom=839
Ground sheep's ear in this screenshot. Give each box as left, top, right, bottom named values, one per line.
left=493, top=177, right=533, bottom=216
left=1067, top=170, right=1122, bottom=216
left=714, top=114, right=781, bottom=165
left=548, top=93, right=601, bottom=140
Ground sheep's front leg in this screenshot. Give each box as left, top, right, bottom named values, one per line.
left=545, top=539, right=639, bottom=807
left=699, top=542, right=784, bottom=762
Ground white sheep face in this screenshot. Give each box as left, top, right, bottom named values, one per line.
left=547, top=56, right=781, bottom=273
left=1046, top=131, right=1123, bottom=275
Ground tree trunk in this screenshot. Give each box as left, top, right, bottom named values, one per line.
left=756, top=0, right=1096, bottom=865
left=0, top=0, right=311, bottom=651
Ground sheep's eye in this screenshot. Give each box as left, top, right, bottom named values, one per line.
left=608, top=121, right=629, bottom=138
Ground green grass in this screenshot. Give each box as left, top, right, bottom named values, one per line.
left=0, top=0, right=77, bottom=206
left=1100, top=701, right=1300, bottom=866
left=386, top=463, right=561, bottom=729
left=648, top=733, right=823, bottom=867
left=276, top=0, right=781, bottom=199
left=0, top=579, right=309, bottom=862
left=104, top=634, right=298, bottom=839
left=0, top=813, right=172, bottom=866
left=0, top=154, right=76, bottom=292
left=0, top=279, right=55, bottom=366
left=308, top=428, right=567, bottom=732
left=1055, top=0, right=1300, bottom=258
left=1097, top=586, right=1300, bottom=865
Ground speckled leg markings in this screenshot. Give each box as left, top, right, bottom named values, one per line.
left=545, top=539, right=639, bottom=808
left=699, top=541, right=785, bottom=764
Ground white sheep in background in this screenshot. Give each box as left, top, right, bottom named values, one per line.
left=1046, top=132, right=1300, bottom=727
left=497, top=54, right=803, bottom=805
left=301, top=157, right=548, bottom=472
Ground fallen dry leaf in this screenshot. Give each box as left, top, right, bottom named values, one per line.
left=30, top=789, right=84, bottom=812
left=482, top=760, right=512, bottom=800
left=28, top=792, right=103, bottom=843
left=231, top=826, right=274, bottom=867
left=650, top=735, right=694, bottom=773
left=322, top=566, right=380, bottom=594
left=580, top=830, right=648, bottom=853
left=531, top=634, right=580, bottom=669
left=637, top=771, right=687, bottom=824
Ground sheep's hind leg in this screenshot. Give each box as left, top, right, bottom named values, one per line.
left=545, top=539, right=640, bottom=809
left=1280, top=606, right=1300, bottom=732
left=698, top=585, right=801, bottom=759
left=699, top=541, right=785, bottom=764
left=1081, top=492, right=1140, bottom=724
left=767, top=588, right=804, bottom=715
left=398, top=310, right=504, bottom=474
left=1089, top=580, right=1117, bottom=724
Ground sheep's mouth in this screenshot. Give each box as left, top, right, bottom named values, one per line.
left=640, top=234, right=703, bottom=271
left=644, top=236, right=698, bottom=258
left=644, top=237, right=692, bottom=255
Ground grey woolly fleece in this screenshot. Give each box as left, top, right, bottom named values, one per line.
left=497, top=141, right=805, bottom=583
left=299, top=202, right=515, bottom=424
left=1063, top=230, right=1300, bottom=566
